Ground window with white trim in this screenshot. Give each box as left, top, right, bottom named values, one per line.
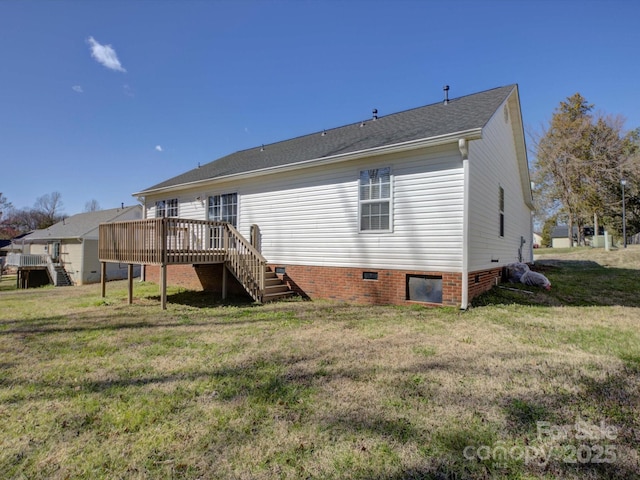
left=155, top=198, right=178, bottom=218
left=208, top=193, right=237, bottom=226
left=359, top=167, right=391, bottom=231
left=207, top=193, right=238, bottom=249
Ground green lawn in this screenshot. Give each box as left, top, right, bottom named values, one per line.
left=1, top=248, right=639, bottom=479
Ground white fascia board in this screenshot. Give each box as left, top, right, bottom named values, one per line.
left=508, top=88, right=535, bottom=209
left=134, top=128, right=483, bottom=197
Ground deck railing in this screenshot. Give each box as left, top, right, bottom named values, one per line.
left=225, top=223, right=265, bottom=302
left=6, top=252, right=49, bottom=267
left=99, top=218, right=230, bottom=265
left=5, top=253, right=68, bottom=286
left=99, top=218, right=266, bottom=301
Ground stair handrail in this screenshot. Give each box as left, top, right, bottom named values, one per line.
left=45, top=255, right=60, bottom=285
left=223, top=223, right=266, bottom=302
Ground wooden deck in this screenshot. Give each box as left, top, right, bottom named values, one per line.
left=99, top=218, right=267, bottom=308
left=99, top=218, right=231, bottom=265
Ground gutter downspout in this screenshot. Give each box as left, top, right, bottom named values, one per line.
left=459, top=138, right=470, bottom=310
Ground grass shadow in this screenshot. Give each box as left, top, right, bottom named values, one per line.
left=149, top=289, right=257, bottom=308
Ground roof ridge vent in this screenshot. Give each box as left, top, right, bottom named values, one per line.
left=443, top=85, right=450, bottom=105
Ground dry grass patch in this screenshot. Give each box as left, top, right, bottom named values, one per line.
left=1, top=251, right=639, bottom=479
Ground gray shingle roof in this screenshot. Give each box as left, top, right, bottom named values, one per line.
left=24, top=206, right=141, bottom=242
left=142, top=85, right=516, bottom=192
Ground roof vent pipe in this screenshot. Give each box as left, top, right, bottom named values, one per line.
left=372, top=109, right=378, bottom=120
left=443, top=85, right=450, bottom=105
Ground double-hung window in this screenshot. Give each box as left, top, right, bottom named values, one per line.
left=155, top=198, right=178, bottom=218
left=208, top=193, right=237, bottom=226
left=359, top=167, right=391, bottom=232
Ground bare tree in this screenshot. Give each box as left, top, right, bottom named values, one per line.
left=84, top=199, right=101, bottom=212
left=33, top=192, right=64, bottom=228
left=0, top=192, right=11, bottom=221
left=0, top=192, right=16, bottom=239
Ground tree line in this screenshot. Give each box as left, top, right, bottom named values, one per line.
left=0, top=192, right=101, bottom=240
left=531, top=93, right=639, bottom=247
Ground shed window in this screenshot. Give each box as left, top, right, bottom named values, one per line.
left=156, top=198, right=178, bottom=218
left=499, top=186, right=505, bottom=237
left=359, top=167, right=391, bottom=232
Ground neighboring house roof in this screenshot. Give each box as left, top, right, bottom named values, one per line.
left=22, top=206, right=142, bottom=243
left=0, top=243, right=24, bottom=252
left=1, top=232, right=33, bottom=251
left=138, top=85, right=519, bottom=195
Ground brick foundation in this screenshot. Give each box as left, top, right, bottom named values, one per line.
left=271, top=264, right=462, bottom=306
left=143, top=263, right=501, bottom=307
left=467, top=267, right=503, bottom=300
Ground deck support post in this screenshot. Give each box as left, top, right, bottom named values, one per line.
left=222, top=264, right=227, bottom=300
left=101, top=262, right=106, bottom=298
left=127, top=264, right=134, bottom=305
left=160, top=263, right=167, bottom=310
left=161, top=218, right=168, bottom=310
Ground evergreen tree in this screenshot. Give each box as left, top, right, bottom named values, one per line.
left=532, top=94, right=640, bottom=244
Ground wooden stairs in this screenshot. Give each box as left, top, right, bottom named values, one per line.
left=51, top=265, right=73, bottom=286
left=262, top=268, right=295, bottom=302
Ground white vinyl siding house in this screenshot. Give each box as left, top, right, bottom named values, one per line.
left=143, top=144, right=465, bottom=273
left=467, top=94, right=533, bottom=271
left=130, top=85, right=533, bottom=307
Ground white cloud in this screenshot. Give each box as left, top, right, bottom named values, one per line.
left=72, top=85, right=84, bottom=93
left=123, top=84, right=134, bottom=97
left=87, top=36, right=126, bottom=72
left=155, top=145, right=163, bottom=152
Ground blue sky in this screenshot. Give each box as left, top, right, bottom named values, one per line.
left=1, top=0, right=639, bottom=215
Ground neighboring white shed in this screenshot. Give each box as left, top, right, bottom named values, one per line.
left=550, top=226, right=577, bottom=249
